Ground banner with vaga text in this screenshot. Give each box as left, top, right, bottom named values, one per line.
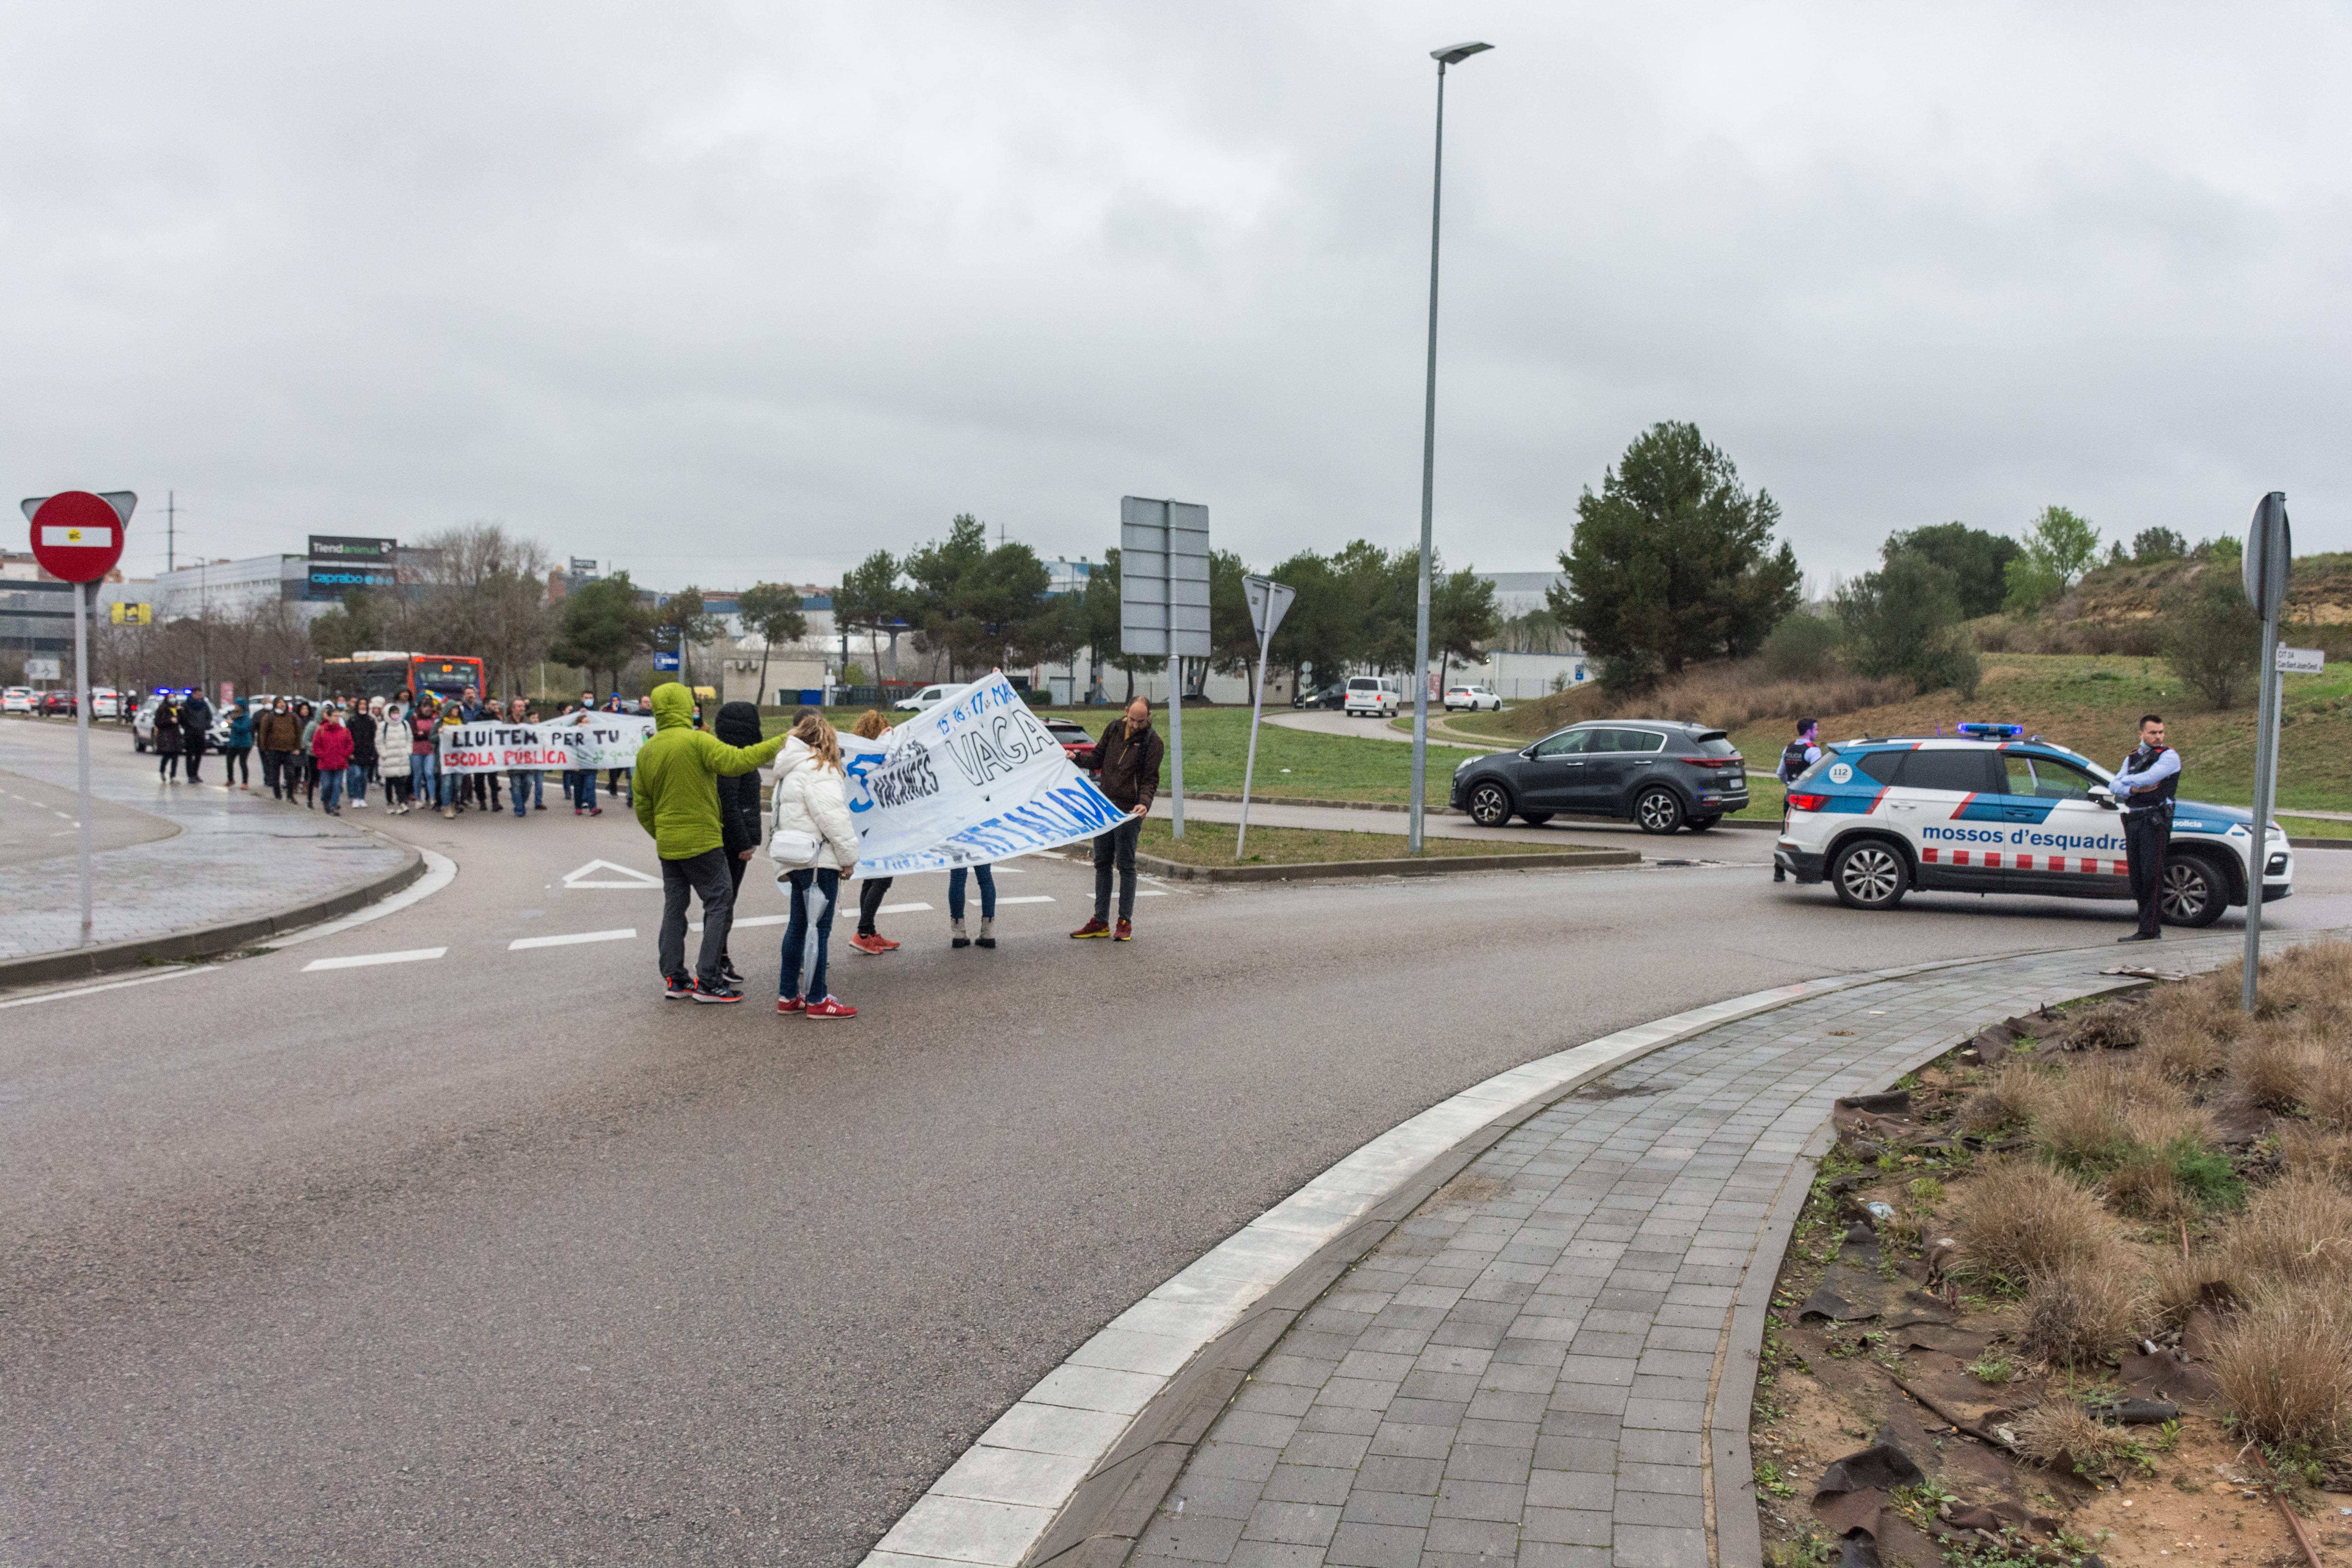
left=439, top=715, right=657, bottom=773
left=839, top=674, right=1127, bottom=877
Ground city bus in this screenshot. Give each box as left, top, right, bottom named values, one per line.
left=319, top=652, right=488, bottom=703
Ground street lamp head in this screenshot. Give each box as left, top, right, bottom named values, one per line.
left=1432, top=41, right=1492, bottom=67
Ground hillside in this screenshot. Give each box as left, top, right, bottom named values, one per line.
left=1981, top=550, right=2352, bottom=657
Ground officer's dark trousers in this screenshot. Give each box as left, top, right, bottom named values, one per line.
left=2124, top=811, right=2168, bottom=937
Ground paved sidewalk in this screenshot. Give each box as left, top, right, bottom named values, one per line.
left=1130, top=935, right=2248, bottom=1568
left=0, top=720, right=410, bottom=965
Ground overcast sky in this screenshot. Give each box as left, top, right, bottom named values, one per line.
left=5, top=3, right=2346, bottom=592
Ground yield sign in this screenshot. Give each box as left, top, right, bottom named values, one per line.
left=561, top=858, right=662, bottom=889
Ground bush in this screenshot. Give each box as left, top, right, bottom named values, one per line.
left=2019, top=1260, right=2152, bottom=1367
left=2161, top=572, right=2262, bottom=709
left=2012, top=1397, right=2132, bottom=1475
left=2232, top=1031, right=2323, bottom=1114
left=2221, top=1173, right=2352, bottom=1285
left=2209, top=1286, right=2352, bottom=1457
left=1953, top=1159, right=2118, bottom=1290
left=1957, top=1058, right=2047, bottom=1134
left=1834, top=550, right=1980, bottom=697
left=1760, top=613, right=1840, bottom=681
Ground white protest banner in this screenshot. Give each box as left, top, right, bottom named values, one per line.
left=836, top=673, right=1127, bottom=877
left=439, top=715, right=656, bottom=774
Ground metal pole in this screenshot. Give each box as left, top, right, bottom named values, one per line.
left=1167, top=500, right=1184, bottom=840
left=1238, top=621, right=1272, bottom=860
left=2242, top=616, right=2284, bottom=1013
left=74, top=579, right=94, bottom=947
left=1408, top=60, right=1449, bottom=855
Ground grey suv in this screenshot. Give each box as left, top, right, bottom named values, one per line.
left=1449, top=720, right=1749, bottom=834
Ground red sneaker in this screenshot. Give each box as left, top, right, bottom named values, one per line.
left=777, top=996, right=806, bottom=1014
left=875, top=935, right=901, bottom=951
left=1070, top=917, right=1111, bottom=939
left=1114, top=919, right=1133, bottom=942
left=847, top=932, right=891, bottom=956
left=806, top=997, right=857, bottom=1020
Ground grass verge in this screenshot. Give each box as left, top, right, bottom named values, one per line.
left=1131, top=818, right=1599, bottom=866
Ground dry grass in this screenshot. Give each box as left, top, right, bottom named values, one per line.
left=2230, top=1030, right=2324, bottom=1114
left=1957, top=1058, right=2047, bottom=1134
left=2220, top=1173, right=2352, bottom=1285
left=2208, top=1286, right=2352, bottom=1457
left=2018, top=1260, right=2152, bottom=1367
left=2057, top=1001, right=2143, bottom=1053
left=1488, top=658, right=1911, bottom=739
left=2140, top=983, right=2239, bottom=1084
left=2304, top=1054, right=2352, bottom=1131
left=2031, top=1060, right=2212, bottom=1193
left=1952, top=1160, right=2119, bottom=1290
left=2152, top=1250, right=2233, bottom=1325
left=2255, top=940, right=2352, bottom=1025
left=2011, top=1399, right=2130, bottom=1475
left=2279, top=1124, right=2352, bottom=1189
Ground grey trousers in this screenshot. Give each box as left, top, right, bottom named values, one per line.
left=1092, top=815, right=1143, bottom=922
left=659, top=848, right=734, bottom=984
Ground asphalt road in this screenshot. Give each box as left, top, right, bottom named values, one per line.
left=6, top=793, right=2347, bottom=1565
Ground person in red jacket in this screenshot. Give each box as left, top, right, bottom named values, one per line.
left=311, top=707, right=356, bottom=816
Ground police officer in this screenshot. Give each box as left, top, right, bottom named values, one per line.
left=2114, top=713, right=2180, bottom=942
left=1773, top=719, right=1822, bottom=882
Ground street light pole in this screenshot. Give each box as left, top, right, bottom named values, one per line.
left=1408, top=40, right=1491, bottom=855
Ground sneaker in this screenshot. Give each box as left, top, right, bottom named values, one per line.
left=664, top=975, right=695, bottom=1001
left=719, top=960, right=744, bottom=985
left=693, top=979, right=745, bottom=1004
left=589, top=807, right=603, bottom=817
left=1114, top=918, right=1133, bottom=942
left=574, top=808, right=584, bottom=816
left=875, top=935, right=900, bottom=951
left=1071, top=917, right=1112, bottom=939
left=848, top=932, right=892, bottom=956
left=777, top=995, right=806, bottom=1014
left=534, top=802, right=546, bottom=811
left=806, top=996, right=857, bottom=1020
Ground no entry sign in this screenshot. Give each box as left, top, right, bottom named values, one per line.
left=22, top=491, right=134, bottom=583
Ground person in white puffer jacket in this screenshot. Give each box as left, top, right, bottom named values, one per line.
left=769, top=713, right=862, bottom=1019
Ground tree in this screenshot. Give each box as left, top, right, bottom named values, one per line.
left=309, top=588, right=392, bottom=661
left=1835, top=551, right=1980, bottom=697
left=1882, top=523, right=2020, bottom=619
left=2161, top=571, right=2261, bottom=708
left=405, top=522, right=554, bottom=697
left=1552, top=422, right=1801, bottom=690
left=655, top=586, right=727, bottom=690
left=1761, top=612, right=1840, bottom=680
left=1430, top=564, right=1500, bottom=690
left=2002, top=505, right=2100, bottom=613
left=1264, top=549, right=1343, bottom=698
left=737, top=582, right=808, bottom=705
left=834, top=551, right=904, bottom=684
left=549, top=571, right=656, bottom=694
left=2133, top=527, right=2189, bottom=564
left=1208, top=549, right=1256, bottom=681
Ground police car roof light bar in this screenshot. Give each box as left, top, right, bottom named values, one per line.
left=1956, top=722, right=2025, bottom=738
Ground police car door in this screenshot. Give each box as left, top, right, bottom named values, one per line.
left=1896, top=746, right=2008, bottom=888
left=2008, top=751, right=2128, bottom=897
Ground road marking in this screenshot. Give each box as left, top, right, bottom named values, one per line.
left=878, top=901, right=933, bottom=915
left=560, top=858, right=662, bottom=889
left=272, top=850, right=458, bottom=948
left=0, top=965, right=206, bottom=1011
left=995, top=895, right=1054, bottom=905
left=1135, top=890, right=1167, bottom=897
left=510, top=928, right=635, bottom=950
left=698, top=902, right=935, bottom=931
left=302, top=947, right=447, bottom=972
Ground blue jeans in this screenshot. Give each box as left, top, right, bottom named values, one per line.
left=947, top=864, right=996, bottom=920
left=573, top=769, right=596, bottom=809
left=780, top=868, right=840, bottom=1002
left=411, top=751, right=440, bottom=807
left=320, top=769, right=345, bottom=812
left=346, top=764, right=367, bottom=804
left=510, top=769, right=542, bottom=815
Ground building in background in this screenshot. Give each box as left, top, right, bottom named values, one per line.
left=1, top=551, right=145, bottom=675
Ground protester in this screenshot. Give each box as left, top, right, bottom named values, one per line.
left=256, top=696, right=301, bottom=799
left=296, top=700, right=321, bottom=808
left=601, top=691, right=633, bottom=805
left=408, top=699, right=448, bottom=818
left=1071, top=696, right=1162, bottom=942
left=347, top=700, right=378, bottom=808
left=312, top=707, right=355, bottom=815
left=846, top=709, right=900, bottom=956
left=220, top=699, right=253, bottom=789
left=710, top=701, right=770, bottom=985
left=379, top=702, right=414, bottom=814
left=178, top=689, right=212, bottom=784
left=154, top=696, right=183, bottom=781
left=563, top=690, right=597, bottom=811
left=507, top=697, right=544, bottom=816
left=769, top=711, right=859, bottom=1019
left=633, top=682, right=787, bottom=1003
left=948, top=864, right=996, bottom=950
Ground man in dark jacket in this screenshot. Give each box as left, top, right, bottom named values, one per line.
left=178, top=692, right=213, bottom=784
left=255, top=697, right=302, bottom=799
left=712, top=701, right=768, bottom=985
left=1071, top=697, right=1164, bottom=942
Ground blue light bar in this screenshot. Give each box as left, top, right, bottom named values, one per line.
left=1956, top=722, right=2024, bottom=738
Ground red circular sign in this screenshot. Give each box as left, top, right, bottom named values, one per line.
left=28, top=492, right=127, bottom=583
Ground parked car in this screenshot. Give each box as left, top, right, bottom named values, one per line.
left=1293, top=681, right=1346, bottom=710
left=1443, top=684, right=1502, bottom=713
left=91, top=687, right=122, bottom=719
left=1, top=686, right=32, bottom=715
left=893, top=683, right=955, bottom=711
left=1041, top=716, right=1096, bottom=764
left=38, top=690, right=76, bottom=717
left=1343, top=676, right=1401, bottom=718
left=1450, top=719, right=1749, bottom=833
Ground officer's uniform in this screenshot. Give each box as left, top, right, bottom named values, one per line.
left=1773, top=736, right=1822, bottom=882
left=2114, top=744, right=2180, bottom=938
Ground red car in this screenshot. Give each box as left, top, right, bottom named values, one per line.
left=37, top=691, right=76, bottom=717
left=1042, top=716, right=1095, bottom=764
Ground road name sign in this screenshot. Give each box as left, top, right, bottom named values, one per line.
left=2276, top=646, right=2325, bottom=674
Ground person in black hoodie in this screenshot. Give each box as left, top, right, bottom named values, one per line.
left=713, top=701, right=768, bottom=987
left=178, top=691, right=213, bottom=784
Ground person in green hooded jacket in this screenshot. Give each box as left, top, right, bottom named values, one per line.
left=633, top=682, right=788, bottom=1002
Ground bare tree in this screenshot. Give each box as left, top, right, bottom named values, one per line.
left=405, top=522, right=555, bottom=698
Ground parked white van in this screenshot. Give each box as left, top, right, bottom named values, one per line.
left=1343, top=676, right=1401, bottom=718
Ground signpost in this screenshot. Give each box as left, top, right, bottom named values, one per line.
left=2276, top=646, right=2325, bottom=675
left=1235, top=575, right=1298, bottom=860
left=21, top=489, right=135, bottom=948
left=2241, top=492, right=2290, bottom=1014
left=1118, top=497, right=1210, bottom=838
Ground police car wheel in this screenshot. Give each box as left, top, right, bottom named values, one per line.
left=1634, top=788, right=1684, bottom=835
left=1829, top=839, right=1908, bottom=910
left=1468, top=782, right=1513, bottom=827
left=2159, top=856, right=2225, bottom=928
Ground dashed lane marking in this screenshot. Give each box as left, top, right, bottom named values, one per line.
left=700, top=902, right=934, bottom=931
left=995, top=895, right=1054, bottom=905
left=302, top=947, right=448, bottom=972
left=509, top=928, right=636, bottom=950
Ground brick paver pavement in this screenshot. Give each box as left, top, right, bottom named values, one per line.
left=1133, top=935, right=2249, bottom=1568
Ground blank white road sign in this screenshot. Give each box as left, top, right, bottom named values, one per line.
left=1119, top=496, right=1210, bottom=659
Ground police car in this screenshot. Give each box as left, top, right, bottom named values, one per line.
left=1773, top=722, right=2291, bottom=926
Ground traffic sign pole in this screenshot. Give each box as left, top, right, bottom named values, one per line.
left=74, top=579, right=93, bottom=945
left=2241, top=492, right=2290, bottom=1015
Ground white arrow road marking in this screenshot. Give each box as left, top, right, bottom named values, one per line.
left=510, top=928, right=636, bottom=950
left=560, top=858, right=661, bottom=889
left=302, top=947, right=447, bottom=972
